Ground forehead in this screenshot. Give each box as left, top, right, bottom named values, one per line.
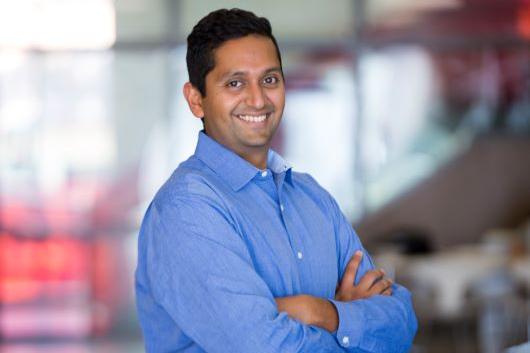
left=210, top=35, right=280, bottom=78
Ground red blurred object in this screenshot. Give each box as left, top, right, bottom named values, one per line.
left=365, top=0, right=530, bottom=46
left=0, top=233, right=92, bottom=339
left=0, top=233, right=89, bottom=303
left=0, top=169, right=139, bottom=339
left=517, top=2, right=530, bottom=38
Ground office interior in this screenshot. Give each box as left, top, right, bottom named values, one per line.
left=1, top=0, right=530, bottom=352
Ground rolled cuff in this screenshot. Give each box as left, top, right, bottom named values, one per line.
left=328, top=299, right=365, bottom=350
left=328, top=285, right=418, bottom=353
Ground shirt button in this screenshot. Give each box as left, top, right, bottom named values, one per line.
left=280, top=204, right=284, bottom=212
left=261, top=171, right=268, bottom=177
left=341, top=336, right=350, bottom=347
left=297, top=251, right=303, bottom=260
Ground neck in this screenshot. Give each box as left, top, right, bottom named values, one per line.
left=202, top=129, right=270, bottom=170
left=238, top=149, right=268, bottom=170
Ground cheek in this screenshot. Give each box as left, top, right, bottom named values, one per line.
left=213, top=94, right=240, bottom=114
left=270, top=90, right=285, bottom=109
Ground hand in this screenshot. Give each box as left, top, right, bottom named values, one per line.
left=274, top=250, right=392, bottom=333
left=275, top=295, right=338, bottom=332
left=335, top=251, right=393, bottom=302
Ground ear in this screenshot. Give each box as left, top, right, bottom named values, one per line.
left=183, top=82, right=205, bottom=118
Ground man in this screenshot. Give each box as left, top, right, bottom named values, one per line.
left=136, top=8, right=417, bottom=353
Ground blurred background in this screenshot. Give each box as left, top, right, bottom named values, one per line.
left=1, top=0, right=530, bottom=352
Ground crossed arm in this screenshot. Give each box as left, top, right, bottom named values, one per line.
left=275, top=251, right=394, bottom=332
left=145, top=195, right=417, bottom=352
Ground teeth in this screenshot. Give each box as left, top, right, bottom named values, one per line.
left=237, top=114, right=267, bottom=122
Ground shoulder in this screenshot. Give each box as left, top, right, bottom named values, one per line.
left=292, top=171, right=323, bottom=189
left=153, top=156, right=228, bottom=208
left=291, top=171, right=334, bottom=202
left=139, top=157, right=246, bottom=254
left=290, top=171, right=342, bottom=216
left=139, top=156, right=236, bottom=238
left=289, top=171, right=337, bottom=216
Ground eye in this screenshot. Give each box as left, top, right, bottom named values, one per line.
left=227, top=80, right=243, bottom=88
left=263, top=76, right=279, bottom=85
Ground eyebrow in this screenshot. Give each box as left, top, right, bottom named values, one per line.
left=219, top=67, right=282, bottom=81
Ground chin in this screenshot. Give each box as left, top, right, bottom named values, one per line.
left=240, top=132, right=273, bottom=144
left=244, top=141, right=269, bottom=148
left=242, top=137, right=272, bottom=148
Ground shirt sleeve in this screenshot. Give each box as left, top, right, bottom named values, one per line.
left=143, top=191, right=348, bottom=353
left=326, top=194, right=418, bottom=353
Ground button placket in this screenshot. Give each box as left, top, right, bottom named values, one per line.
left=277, top=182, right=304, bottom=265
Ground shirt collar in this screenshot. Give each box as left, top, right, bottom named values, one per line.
left=267, top=149, right=293, bottom=184
left=194, top=131, right=292, bottom=191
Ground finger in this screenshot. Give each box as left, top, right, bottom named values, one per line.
left=337, top=251, right=362, bottom=294
left=369, top=278, right=393, bottom=295
left=381, top=287, right=393, bottom=296
left=357, top=269, right=385, bottom=291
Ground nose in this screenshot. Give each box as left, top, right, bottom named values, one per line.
left=246, top=82, right=266, bottom=109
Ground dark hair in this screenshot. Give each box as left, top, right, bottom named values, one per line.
left=186, top=8, right=282, bottom=96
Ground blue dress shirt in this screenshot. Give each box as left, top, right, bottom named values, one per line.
left=135, top=131, right=417, bottom=353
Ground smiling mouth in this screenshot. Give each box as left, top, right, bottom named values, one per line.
left=235, top=113, right=271, bottom=123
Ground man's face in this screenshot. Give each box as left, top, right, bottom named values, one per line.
left=193, top=35, right=285, bottom=158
